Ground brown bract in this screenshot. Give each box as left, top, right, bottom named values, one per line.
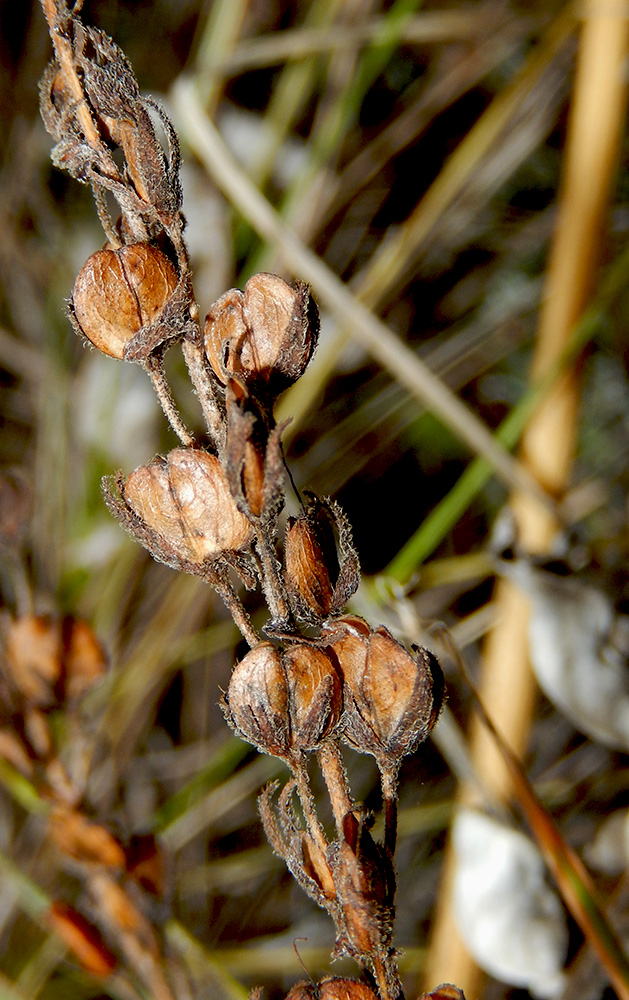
left=123, top=448, right=253, bottom=564
left=322, top=616, right=444, bottom=767
left=204, top=273, right=318, bottom=393
left=223, top=641, right=343, bottom=757
left=72, top=244, right=178, bottom=359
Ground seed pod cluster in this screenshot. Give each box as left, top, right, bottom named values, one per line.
left=39, top=9, right=451, bottom=997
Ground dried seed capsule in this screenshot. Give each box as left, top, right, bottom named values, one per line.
left=204, top=273, right=318, bottom=392
left=71, top=243, right=178, bottom=359
left=285, top=514, right=335, bottom=620
left=223, top=643, right=290, bottom=757
left=318, top=979, right=380, bottom=1000
left=223, top=642, right=343, bottom=758
left=283, top=644, right=343, bottom=749
left=322, top=616, right=444, bottom=767
left=284, top=494, right=360, bottom=624
left=122, top=448, right=253, bottom=566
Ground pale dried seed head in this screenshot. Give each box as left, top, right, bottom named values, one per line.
left=123, top=448, right=253, bottom=564
left=72, top=244, right=178, bottom=359
left=203, top=273, right=318, bottom=392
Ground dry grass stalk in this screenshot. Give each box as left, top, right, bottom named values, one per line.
left=424, top=2, right=629, bottom=993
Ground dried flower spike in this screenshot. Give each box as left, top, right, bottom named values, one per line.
left=223, top=641, right=343, bottom=759
left=322, top=616, right=444, bottom=769
left=71, top=243, right=178, bottom=360
left=204, top=273, right=318, bottom=394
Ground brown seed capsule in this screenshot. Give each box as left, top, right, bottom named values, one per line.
left=319, top=979, right=380, bottom=1000
left=71, top=243, right=178, bottom=359
left=223, top=642, right=343, bottom=758
left=283, top=644, right=343, bottom=749
left=122, top=448, right=253, bottom=565
left=204, top=273, right=318, bottom=392
left=322, top=616, right=444, bottom=767
left=285, top=495, right=360, bottom=624
left=285, top=515, right=335, bottom=620
left=223, top=643, right=290, bottom=757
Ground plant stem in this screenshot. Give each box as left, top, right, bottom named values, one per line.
left=380, top=764, right=399, bottom=859
left=317, top=740, right=353, bottom=838
left=290, top=753, right=329, bottom=857
left=181, top=336, right=226, bottom=450
left=144, top=354, right=195, bottom=447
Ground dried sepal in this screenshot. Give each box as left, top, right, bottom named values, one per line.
left=39, top=14, right=183, bottom=243
left=258, top=781, right=336, bottom=910
left=285, top=494, right=360, bottom=624
left=70, top=244, right=179, bottom=361
left=322, top=616, right=444, bottom=770
left=332, top=808, right=396, bottom=962
left=223, top=387, right=288, bottom=526
left=204, top=274, right=318, bottom=395
left=223, top=642, right=343, bottom=758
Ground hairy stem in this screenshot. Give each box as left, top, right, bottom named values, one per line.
left=290, top=753, right=329, bottom=857
left=317, top=740, right=353, bottom=838
left=144, top=354, right=195, bottom=447
left=380, top=764, right=399, bottom=859
left=181, top=336, right=226, bottom=450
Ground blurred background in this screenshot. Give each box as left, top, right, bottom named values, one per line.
left=1, top=1, right=629, bottom=998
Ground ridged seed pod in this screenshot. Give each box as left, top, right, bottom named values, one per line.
left=223, top=642, right=343, bottom=758
left=322, top=615, right=444, bottom=768
left=122, top=448, right=253, bottom=565
left=71, top=243, right=178, bottom=359
left=204, top=273, right=318, bottom=393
